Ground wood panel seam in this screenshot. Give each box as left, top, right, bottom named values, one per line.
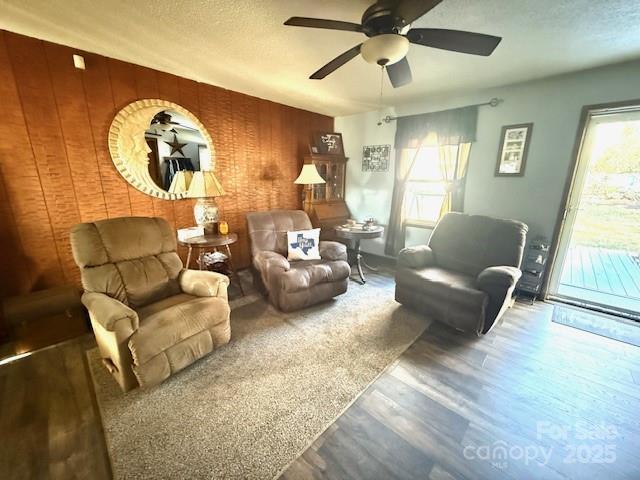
left=42, top=43, right=84, bottom=224
left=3, top=34, right=66, bottom=284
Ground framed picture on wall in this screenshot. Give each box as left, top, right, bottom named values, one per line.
left=362, top=144, right=390, bottom=172
left=495, top=123, right=533, bottom=176
left=313, top=132, right=344, bottom=156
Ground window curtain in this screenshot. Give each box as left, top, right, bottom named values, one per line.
left=438, top=142, right=472, bottom=217
left=384, top=146, right=423, bottom=257
left=385, top=106, right=478, bottom=256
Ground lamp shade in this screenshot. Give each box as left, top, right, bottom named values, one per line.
left=186, top=170, right=225, bottom=198
left=168, top=170, right=193, bottom=194
left=294, top=164, right=325, bottom=185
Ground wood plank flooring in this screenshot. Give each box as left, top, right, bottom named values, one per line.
left=2, top=265, right=640, bottom=479
left=0, top=337, right=111, bottom=480
left=281, top=291, right=640, bottom=479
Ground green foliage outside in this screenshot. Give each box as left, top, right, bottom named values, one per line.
left=572, top=203, right=640, bottom=252
left=592, top=125, right=640, bottom=174
left=572, top=123, right=640, bottom=253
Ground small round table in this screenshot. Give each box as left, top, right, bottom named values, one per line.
left=178, top=232, right=244, bottom=295
left=334, top=226, right=384, bottom=284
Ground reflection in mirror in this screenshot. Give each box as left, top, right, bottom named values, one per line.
left=109, top=99, right=216, bottom=200
left=144, top=110, right=211, bottom=192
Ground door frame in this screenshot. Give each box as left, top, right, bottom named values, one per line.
left=543, top=98, right=640, bottom=300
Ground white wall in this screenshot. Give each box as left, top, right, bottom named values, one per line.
left=336, top=60, right=640, bottom=256
left=339, top=108, right=397, bottom=256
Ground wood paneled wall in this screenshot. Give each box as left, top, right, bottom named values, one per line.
left=0, top=31, right=333, bottom=313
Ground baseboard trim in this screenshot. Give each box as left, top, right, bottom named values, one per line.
left=359, top=251, right=397, bottom=267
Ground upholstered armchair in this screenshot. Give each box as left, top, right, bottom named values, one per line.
left=246, top=210, right=350, bottom=311
left=395, top=212, right=528, bottom=334
left=70, top=217, right=231, bottom=392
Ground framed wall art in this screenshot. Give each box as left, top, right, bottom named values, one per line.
left=362, top=144, right=390, bottom=172
left=313, top=132, right=344, bottom=156
left=495, top=123, right=533, bottom=176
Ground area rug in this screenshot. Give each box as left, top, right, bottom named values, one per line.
left=552, top=304, right=640, bottom=347
left=88, top=279, right=429, bottom=479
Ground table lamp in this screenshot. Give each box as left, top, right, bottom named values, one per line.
left=186, top=170, right=225, bottom=233
left=168, top=170, right=193, bottom=194
left=294, top=164, right=325, bottom=214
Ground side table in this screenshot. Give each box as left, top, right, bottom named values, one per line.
left=178, top=232, right=244, bottom=296
left=334, top=226, right=384, bottom=284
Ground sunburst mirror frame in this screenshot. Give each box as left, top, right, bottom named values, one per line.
left=108, top=99, right=216, bottom=200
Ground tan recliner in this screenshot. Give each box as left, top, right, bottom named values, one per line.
left=246, top=210, right=350, bottom=312
left=395, top=212, right=528, bottom=335
left=70, top=217, right=231, bottom=391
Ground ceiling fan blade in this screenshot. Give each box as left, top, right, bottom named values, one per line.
left=392, top=0, right=444, bottom=27
left=387, top=57, right=412, bottom=88
left=171, top=123, right=199, bottom=132
left=284, top=17, right=363, bottom=33
left=407, top=28, right=502, bottom=56
left=310, top=44, right=362, bottom=80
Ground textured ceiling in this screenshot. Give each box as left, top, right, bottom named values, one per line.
left=2, top=0, right=640, bottom=116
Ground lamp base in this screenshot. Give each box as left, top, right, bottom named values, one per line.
left=193, top=198, right=219, bottom=234
left=302, top=185, right=313, bottom=215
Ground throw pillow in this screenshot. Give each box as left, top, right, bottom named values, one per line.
left=287, top=228, right=321, bottom=261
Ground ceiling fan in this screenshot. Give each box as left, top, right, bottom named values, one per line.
left=284, top=0, right=501, bottom=88
left=149, top=111, right=199, bottom=134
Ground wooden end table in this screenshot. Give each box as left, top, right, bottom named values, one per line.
left=178, top=232, right=244, bottom=296
left=334, top=226, right=384, bottom=284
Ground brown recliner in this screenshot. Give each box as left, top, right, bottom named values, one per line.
left=246, top=210, right=350, bottom=312
left=70, top=217, right=231, bottom=391
left=395, top=212, right=528, bottom=334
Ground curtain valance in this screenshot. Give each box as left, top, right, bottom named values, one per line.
left=394, top=105, right=478, bottom=149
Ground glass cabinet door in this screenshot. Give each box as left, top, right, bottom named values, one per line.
left=327, top=163, right=344, bottom=200
left=310, top=160, right=344, bottom=202
left=313, top=162, right=328, bottom=201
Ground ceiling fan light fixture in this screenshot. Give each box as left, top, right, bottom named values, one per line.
left=361, top=34, right=409, bottom=66
left=152, top=122, right=173, bottom=132
left=285, top=2, right=501, bottom=87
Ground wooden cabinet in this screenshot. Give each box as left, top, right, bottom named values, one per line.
left=308, top=155, right=347, bottom=203
left=304, top=154, right=350, bottom=239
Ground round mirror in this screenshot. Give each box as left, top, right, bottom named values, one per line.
left=108, top=99, right=215, bottom=199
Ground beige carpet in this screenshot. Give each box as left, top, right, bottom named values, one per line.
left=88, top=278, right=429, bottom=479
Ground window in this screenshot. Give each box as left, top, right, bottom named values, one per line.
left=403, top=145, right=457, bottom=226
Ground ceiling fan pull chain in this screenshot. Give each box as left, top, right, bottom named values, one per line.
left=377, top=65, right=385, bottom=126
left=379, top=65, right=385, bottom=108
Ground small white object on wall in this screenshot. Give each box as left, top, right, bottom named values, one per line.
left=72, top=54, right=85, bottom=70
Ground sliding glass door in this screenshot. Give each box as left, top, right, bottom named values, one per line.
left=548, top=106, right=640, bottom=319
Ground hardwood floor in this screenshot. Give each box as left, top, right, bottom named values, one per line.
left=2, top=265, right=639, bottom=479
left=0, top=337, right=111, bottom=480
left=281, top=294, right=640, bottom=480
